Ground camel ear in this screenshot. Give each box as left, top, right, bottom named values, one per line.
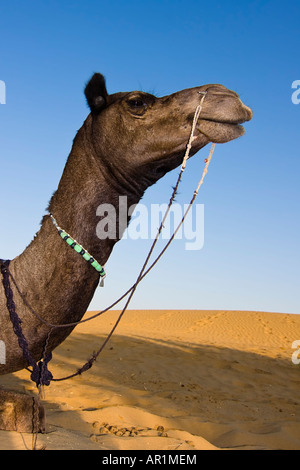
left=84, top=73, right=108, bottom=115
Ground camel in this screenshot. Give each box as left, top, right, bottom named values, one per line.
left=0, top=73, right=252, bottom=433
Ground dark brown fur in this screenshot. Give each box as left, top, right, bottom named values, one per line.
left=0, top=73, right=252, bottom=431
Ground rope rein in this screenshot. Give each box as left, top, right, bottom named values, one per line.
left=1, top=95, right=215, bottom=386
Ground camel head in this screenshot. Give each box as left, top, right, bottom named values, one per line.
left=84, top=73, right=252, bottom=190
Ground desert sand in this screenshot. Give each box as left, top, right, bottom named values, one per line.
left=0, top=309, right=299, bottom=450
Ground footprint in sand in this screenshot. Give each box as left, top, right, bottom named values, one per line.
left=257, top=316, right=273, bottom=336
left=90, top=422, right=168, bottom=441
left=188, top=311, right=227, bottom=332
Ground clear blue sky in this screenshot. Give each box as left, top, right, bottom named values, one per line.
left=0, top=0, right=299, bottom=314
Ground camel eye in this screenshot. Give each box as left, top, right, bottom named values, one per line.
left=126, top=96, right=148, bottom=116
left=128, top=98, right=145, bottom=108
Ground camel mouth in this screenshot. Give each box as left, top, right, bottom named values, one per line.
left=194, top=119, right=246, bottom=144
left=193, top=100, right=252, bottom=144
left=200, top=110, right=252, bottom=126
left=204, top=117, right=246, bottom=125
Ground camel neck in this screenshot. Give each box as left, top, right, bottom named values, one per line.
left=48, top=119, right=143, bottom=258
left=6, top=121, right=144, bottom=363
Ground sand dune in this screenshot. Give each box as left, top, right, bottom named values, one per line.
left=0, top=310, right=299, bottom=450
